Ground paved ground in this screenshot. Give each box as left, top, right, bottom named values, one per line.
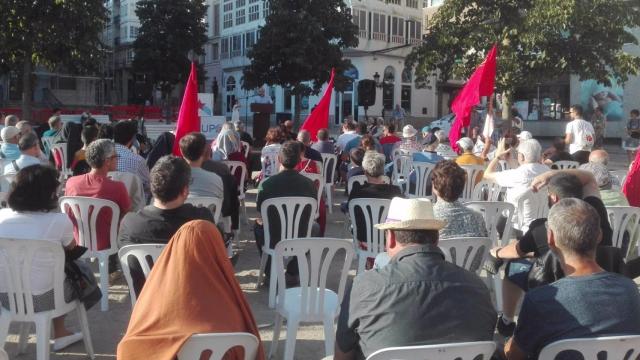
left=2, top=141, right=633, bottom=359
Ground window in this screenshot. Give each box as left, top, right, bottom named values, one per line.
left=401, top=68, right=412, bottom=83
left=407, top=20, right=422, bottom=44
left=401, top=85, right=411, bottom=112
left=223, top=2, right=233, bottom=12
left=231, top=34, right=242, bottom=57
left=126, top=49, right=135, bottom=63
left=371, top=13, right=386, bottom=41
left=212, top=42, right=219, bottom=61
left=244, top=31, right=256, bottom=54
left=221, top=37, right=230, bottom=58
left=213, top=4, right=220, bottom=36
left=130, top=26, right=138, bottom=39
left=226, top=76, right=236, bottom=112
left=263, top=0, right=269, bottom=17
left=248, top=4, right=260, bottom=21
left=387, top=0, right=400, bottom=4
left=235, top=0, right=245, bottom=6
left=120, top=25, right=128, bottom=39
left=236, top=9, right=245, bottom=25
left=406, top=0, right=418, bottom=8
left=223, top=13, right=233, bottom=28
left=120, top=1, right=127, bottom=16
left=352, top=9, right=367, bottom=38
left=50, top=76, right=77, bottom=91
left=390, top=16, right=404, bottom=43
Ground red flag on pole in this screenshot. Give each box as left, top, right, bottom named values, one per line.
left=172, top=62, right=201, bottom=155
left=449, top=45, right=498, bottom=151
left=301, top=68, right=335, bottom=142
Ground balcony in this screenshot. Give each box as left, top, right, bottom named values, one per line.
left=390, top=35, right=405, bottom=44
left=358, top=29, right=367, bottom=38
left=372, top=32, right=387, bottom=41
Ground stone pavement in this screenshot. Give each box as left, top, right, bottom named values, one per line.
left=2, top=142, right=633, bottom=359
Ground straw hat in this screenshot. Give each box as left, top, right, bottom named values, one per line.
left=402, top=125, right=418, bottom=138
left=375, top=197, right=446, bottom=231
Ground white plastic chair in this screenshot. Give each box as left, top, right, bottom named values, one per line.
left=539, top=335, right=640, bottom=360
left=224, top=161, right=248, bottom=225
left=391, top=151, right=413, bottom=192
left=300, top=172, right=324, bottom=219
left=606, top=206, right=640, bottom=258
left=611, top=169, right=628, bottom=190
left=471, top=180, right=505, bottom=201
left=348, top=198, right=391, bottom=274
left=41, top=137, right=56, bottom=158
left=118, top=244, right=166, bottom=306
left=270, top=238, right=354, bottom=360
left=51, top=143, right=72, bottom=179
left=241, top=141, right=251, bottom=159
left=258, top=197, right=317, bottom=308
left=516, top=190, right=549, bottom=233
left=185, top=196, right=223, bottom=224
left=0, top=192, right=7, bottom=208
left=178, top=332, right=259, bottom=360
left=108, top=171, right=146, bottom=212
left=460, top=165, right=485, bottom=201
left=320, top=153, right=337, bottom=214
left=407, top=162, right=436, bottom=198
left=553, top=160, right=579, bottom=170
left=347, top=175, right=390, bottom=195
left=465, top=201, right=514, bottom=247
left=0, top=238, right=95, bottom=360
left=59, top=196, right=120, bottom=312
left=366, top=341, right=496, bottom=360
left=438, top=237, right=492, bottom=274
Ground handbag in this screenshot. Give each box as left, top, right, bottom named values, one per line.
left=527, top=250, right=565, bottom=290
left=64, top=246, right=102, bottom=310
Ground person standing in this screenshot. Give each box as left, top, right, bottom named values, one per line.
left=624, top=109, right=640, bottom=164
left=231, top=99, right=240, bottom=123
left=590, top=106, right=606, bottom=149
left=392, top=104, right=406, bottom=129
left=564, top=104, right=595, bottom=164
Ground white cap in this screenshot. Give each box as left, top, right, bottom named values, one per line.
left=402, top=125, right=418, bottom=138
left=456, top=137, right=474, bottom=151
left=1, top=126, right=20, bottom=142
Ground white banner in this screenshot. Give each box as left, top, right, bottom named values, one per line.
left=198, top=93, right=214, bottom=117
left=200, top=116, right=226, bottom=140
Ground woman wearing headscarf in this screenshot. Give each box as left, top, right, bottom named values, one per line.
left=117, top=220, right=264, bottom=360
left=623, top=150, right=640, bottom=207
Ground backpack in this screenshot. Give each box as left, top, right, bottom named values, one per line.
left=575, top=122, right=595, bottom=150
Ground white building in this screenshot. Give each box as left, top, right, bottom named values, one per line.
left=218, top=0, right=438, bottom=126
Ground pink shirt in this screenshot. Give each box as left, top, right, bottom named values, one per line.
left=65, top=173, right=131, bottom=250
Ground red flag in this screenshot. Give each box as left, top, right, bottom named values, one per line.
left=449, top=45, right=498, bottom=151
left=301, top=68, right=335, bottom=141
left=172, top=62, right=201, bottom=155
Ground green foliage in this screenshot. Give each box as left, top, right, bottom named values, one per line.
left=407, top=0, right=640, bottom=92
left=242, top=0, right=359, bottom=97
left=0, top=0, right=108, bottom=75
left=133, top=0, right=208, bottom=96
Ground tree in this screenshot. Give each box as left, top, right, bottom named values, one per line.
left=406, top=0, right=640, bottom=116
left=0, top=0, right=108, bottom=120
left=133, top=0, right=208, bottom=110
left=243, top=0, right=358, bottom=124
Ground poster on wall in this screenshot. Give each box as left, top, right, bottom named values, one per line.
left=198, top=93, right=224, bottom=139
left=514, top=101, right=529, bottom=127
left=579, top=79, right=624, bottom=122
left=198, top=93, right=214, bottom=117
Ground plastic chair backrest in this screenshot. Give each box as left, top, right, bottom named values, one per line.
left=366, top=341, right=497, bottom=360
left=516, top=189, right=549, bottom=231
left=0, top=191, right=7, bottom=208
left=460, top=165, right=485, bottom=201
left=274, top=238, right=354, bottom=318
left=471, top=180, right=504, bottom=202
left=438, top=237, right=492, bottom=273
left=41, top=136, right=56, bottom=157
left=408, top=161, right=436, bottom=198
left=260, top=197, right=317, bottom=249
left=320, top=153, right=337, bottom=185
left=392, top=153, right=413, bottom=185
left=51, top=143, right=69, bottom=172
left=185, top=196, right=223, bottom=224
left=177, top=332, right=259, bottom=360
left=348, top=198, right=391, bottom=256
left=0, top=238, right=67, bottom=319
left=118, top=244, right=165, bottom=305
left=553, top=160, right=579, bottom=170
left=299, top=172, right=324, bottom=217
left=59, top=196, right=120, bottom=254
left=466, top=201, right=514, bottom=247
left=108, top=171, right=146, bottom=211
left=611, top=170, right=628, bottom=189
left=606, top=206, right=640, bottom=258
left=538, top=335, right=640, bottom=360
left=347, top=175, right=391, bottom=194
left=241, top=141, right=250, bottom=158
left=224, top=160, right=247, bottom=196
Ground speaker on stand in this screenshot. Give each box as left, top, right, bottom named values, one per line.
left=358, top=79, right=376, bottom=119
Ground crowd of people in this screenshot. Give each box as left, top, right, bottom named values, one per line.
left=1, top=105, right=640, bottom=360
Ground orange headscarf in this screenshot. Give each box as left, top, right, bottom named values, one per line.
left=117, top=220, right=265, bottom=360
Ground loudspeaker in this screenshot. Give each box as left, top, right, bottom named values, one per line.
left=358, top=80, right=376, bottom=107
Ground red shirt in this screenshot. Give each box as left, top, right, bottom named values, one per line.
left=379, top=135, right=401, bottom=145
left=65, top=173, right=131, bottom=250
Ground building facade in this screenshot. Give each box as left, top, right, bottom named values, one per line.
left=218, top=0, right=438, bottom=126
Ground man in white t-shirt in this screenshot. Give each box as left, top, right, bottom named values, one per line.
left=483, top=138, right=550, bottom=235
left=565, top=104, right=595, bottom=158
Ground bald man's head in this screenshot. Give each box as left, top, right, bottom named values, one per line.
left=589, top=149, right=609, bottom=166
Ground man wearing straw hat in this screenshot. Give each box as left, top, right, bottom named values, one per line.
left=334, top=197, right=497, bottom=360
